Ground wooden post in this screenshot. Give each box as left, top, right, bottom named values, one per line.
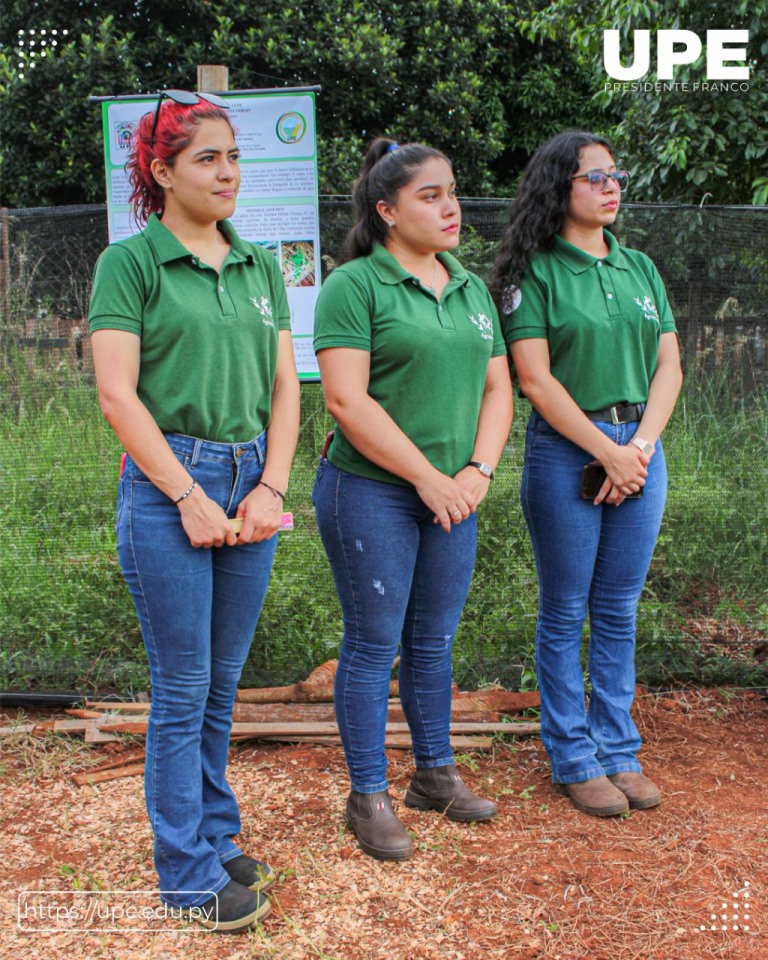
left=197, top=65, right=229, bottom=93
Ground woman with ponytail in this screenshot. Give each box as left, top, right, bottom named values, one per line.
left=312, top=138, right=513, bottom=860
left=88, top=92, right=299, bottom=930
left=491, top=130, right=682, bottom=819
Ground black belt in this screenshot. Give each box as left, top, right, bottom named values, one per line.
left=583, top=402, right=645, bottom=424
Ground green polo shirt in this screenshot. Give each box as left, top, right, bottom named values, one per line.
left=313, top=242, right=506, bottom=485
left=89, top=215, right=291, bottom=442
left=503, top=230, right=677, bottom=411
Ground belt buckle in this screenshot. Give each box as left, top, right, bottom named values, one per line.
left=610, top=405, right=620, bottom=425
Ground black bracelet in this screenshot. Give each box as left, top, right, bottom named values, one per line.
left=259, top=480, right=285, bottom=501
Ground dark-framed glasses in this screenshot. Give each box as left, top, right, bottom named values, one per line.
left=571, top=169, right=630, bottom=192
left=149, top=89, right=229, bottom=145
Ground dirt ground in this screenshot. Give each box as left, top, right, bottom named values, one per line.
left=1, top=688, right=766, bottom=960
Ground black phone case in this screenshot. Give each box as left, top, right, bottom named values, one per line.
left=580, top=462, right=607, bottom=499
left=580, top=461, right=643, bottom=499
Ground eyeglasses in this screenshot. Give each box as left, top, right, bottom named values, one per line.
left=149, top=89, right=229, bottom=145
left=571, top=169, right=630, bottom=192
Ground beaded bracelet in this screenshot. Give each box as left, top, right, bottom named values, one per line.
left=173, top=480, right=197, bottom=503
left=259, top=480, right=285, bottom=501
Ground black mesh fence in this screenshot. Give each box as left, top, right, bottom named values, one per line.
left=1, top=200, right=766, bottom=696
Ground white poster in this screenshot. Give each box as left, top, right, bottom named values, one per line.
left=100, top=90, right=321, bottom=379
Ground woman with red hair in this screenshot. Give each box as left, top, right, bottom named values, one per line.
left=89, top=92, right=300, bottom=931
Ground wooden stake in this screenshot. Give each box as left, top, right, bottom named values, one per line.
left=197, top=65, right=229, bottom=92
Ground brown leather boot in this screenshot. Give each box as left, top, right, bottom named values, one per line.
left=345, top=790, right=413, bottom=861
left=608, top=772, right=662, bottom=809
left=557, top=776, right=630, bottom=817
left=405, top=764, right=497, bottom=822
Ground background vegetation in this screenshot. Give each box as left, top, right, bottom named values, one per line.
left=1, top=0, right=766, bottom=206
left=2, top=202, right=766, bottom=695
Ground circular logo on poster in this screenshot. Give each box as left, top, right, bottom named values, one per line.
left=276, top=112, right=307, bottom=144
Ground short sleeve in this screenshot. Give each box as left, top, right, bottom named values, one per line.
left=641, top=255, right=677, bottom=335
left=313, top=267, right=373, bottom=353
left=477, top=279, right=506, bottom=358
left=501, top=270, right=549, bottom=345
left=88, top=244, right=147, bottom=336
left=265, top=248, right=292, bottom=331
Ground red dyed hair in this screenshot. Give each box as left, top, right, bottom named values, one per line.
left=126, top=100, right=234, bottom=225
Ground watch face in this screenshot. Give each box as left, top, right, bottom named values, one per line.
left=633, top=438, right=653, bottom=455
left=479, top=464, right=492, bottom=477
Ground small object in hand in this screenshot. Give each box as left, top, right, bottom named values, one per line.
left=230, top=513, right=294, bottom=535
left=580, top=461, right=642, bottom=500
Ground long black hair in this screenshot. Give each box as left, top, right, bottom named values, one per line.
left=489, top=130, right=614, bottom=312
left=344, top=137, right=452, bottom=262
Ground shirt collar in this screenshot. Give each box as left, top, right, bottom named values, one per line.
left=142, top=213, right=253, bottom=265
left=367, top=241, right=469, bottom=286
left=551, top=229, right=628, bottom=274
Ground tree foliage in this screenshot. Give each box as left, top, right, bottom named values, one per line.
left=522, top=0, right=768, bottom=204
left=0, top=0, right=601, bottom=206
left=1, top=1, right=764, bottom=207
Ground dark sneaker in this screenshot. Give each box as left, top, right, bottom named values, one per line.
left=608, top=772, right=662, bottom=810
left=223, top=854, right=276, bottom=892
left=557, top=776, right=630, bottom=817
left=405, top=764, right=497, bottom=822
left=345, top=789, right=413, bottom=860
left=182, top=879, right=269, bottom=933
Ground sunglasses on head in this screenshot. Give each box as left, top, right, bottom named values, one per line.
left=571, top=169, right=630, bottom=192
left=149, top=89, right=229, bottom=145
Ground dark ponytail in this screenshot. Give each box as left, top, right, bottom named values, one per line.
left=343, top=137, right=451, bottom=262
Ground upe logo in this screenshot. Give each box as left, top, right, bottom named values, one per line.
left=603, top=30, right=749, bottom=81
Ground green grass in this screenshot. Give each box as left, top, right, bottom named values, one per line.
left=1, top=346, right=766, bottom=693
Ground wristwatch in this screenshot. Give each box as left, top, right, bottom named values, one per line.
left=631, top=437, right=654, bottom=456
left=468, top=460, right=494, bottom=480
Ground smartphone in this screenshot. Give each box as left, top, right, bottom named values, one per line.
left=580, top=461, right=643, bottom=500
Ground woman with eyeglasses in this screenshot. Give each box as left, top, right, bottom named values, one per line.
left=312, top=139, right=513, bottom=860
left=490, top=130, right=682, bottom=818
left=88, top=91, right=300, bottom=930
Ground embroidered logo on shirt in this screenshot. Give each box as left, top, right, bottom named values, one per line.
left=634, top=295, right=660, bottom=324
left=251, top=296, right=275, bottom=328
left=468, top=313, right=494, bottom=340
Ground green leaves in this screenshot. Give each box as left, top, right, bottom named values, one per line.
left=2, top=0, right=763, bottom=206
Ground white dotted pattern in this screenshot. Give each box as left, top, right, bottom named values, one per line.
left=696, top=881, right=753, bottom=933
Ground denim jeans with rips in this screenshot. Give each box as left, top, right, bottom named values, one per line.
left=313, top=459, right=477, bottom=793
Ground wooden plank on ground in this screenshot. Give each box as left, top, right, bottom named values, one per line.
left=73, top=763, right=145, bottom=786
left=0, top=723, right=36, bottom=736
left=85, top=701, right=151, bottom=713
left=235, top=680, right=399, bottom=704
left=231, top=701, right=501, bottom=724
left=235, top=734, right=495, bottom=750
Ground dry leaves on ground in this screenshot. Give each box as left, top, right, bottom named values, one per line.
left=1, top=689, right=766, bottom=960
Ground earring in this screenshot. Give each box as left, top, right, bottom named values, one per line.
left=385, top=220, right=395, bottom=227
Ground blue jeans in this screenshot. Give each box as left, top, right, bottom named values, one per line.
left=521, top=411, right=667, bottom=785
left=312, top=460, right=477, bottom=793
left=116, top=431, right=277, bottom=907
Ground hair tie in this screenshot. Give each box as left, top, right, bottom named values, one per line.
left=386, top=143, right=400, bottom=154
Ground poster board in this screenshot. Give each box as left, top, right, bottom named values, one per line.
left=99, top=89, right=321, bottom=380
